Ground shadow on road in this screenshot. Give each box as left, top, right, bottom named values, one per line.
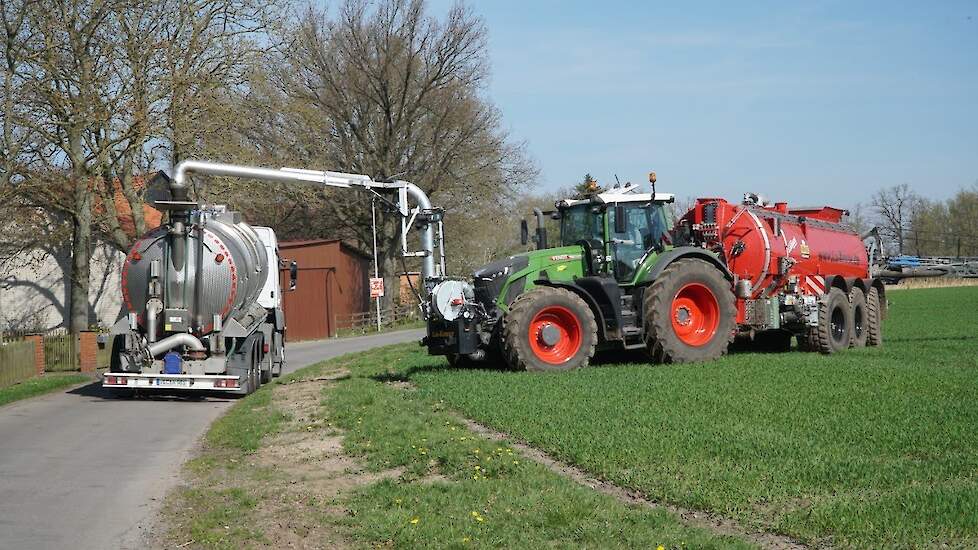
left=67, top=381, right=236, bottom=402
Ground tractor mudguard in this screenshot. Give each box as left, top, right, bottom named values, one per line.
left=640, top=246, right=733, bottom=283
left=533, top=273, right=623, bottom=342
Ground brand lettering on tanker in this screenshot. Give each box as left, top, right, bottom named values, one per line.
left=817, top=252, right=863, bottom=264
left=550, top=254, right=581, bottom=261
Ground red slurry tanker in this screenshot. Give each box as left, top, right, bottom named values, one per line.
left=675, top=193, right=884, bottom=354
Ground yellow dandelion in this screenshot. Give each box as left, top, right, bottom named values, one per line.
left=513, top=460, right=519, bottom=465
left=656, top=546, right=665, bottom=550
left=462, top=537, right=470, bottom=543
left=410, top=517, right=420, bottom=525
left=473, top=449, right=480, bottom=454
left=476, top=516, right=485, bottom=523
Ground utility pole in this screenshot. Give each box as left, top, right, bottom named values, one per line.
left=371, top=197, right=382, bottom=332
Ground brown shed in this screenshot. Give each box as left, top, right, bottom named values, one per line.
left=278, top=239, right=370, bottom=341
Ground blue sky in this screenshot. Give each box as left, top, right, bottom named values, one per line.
left=428, top=0, right=978, bottom=208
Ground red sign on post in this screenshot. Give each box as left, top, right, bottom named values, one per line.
left=369, top=277, right=385, bottom=298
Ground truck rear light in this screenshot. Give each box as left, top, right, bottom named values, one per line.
left=105, top=376, right=127, bottom=385
left=262, top=343, right=270, bottom=353
left=215, top=378, right=239, bottom=388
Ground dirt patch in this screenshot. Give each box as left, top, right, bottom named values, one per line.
left=243, top=379, right=401, bottom=549
left=152, top=375, right=400, bottom=549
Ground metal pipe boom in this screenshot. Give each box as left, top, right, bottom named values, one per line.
left=170, top=160, right=441, bottom=281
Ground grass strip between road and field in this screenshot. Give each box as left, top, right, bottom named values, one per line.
left=0, top=373, right=91, bottom=408
left=158, top=348, right=753, bottom=549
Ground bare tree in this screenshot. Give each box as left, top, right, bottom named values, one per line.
left=872, top=183, right=919, bottom=255
left=239, top=0, right=534, bottom=305
left=4, top=0, right=287, bottom=332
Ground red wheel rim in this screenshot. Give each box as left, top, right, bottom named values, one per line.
left=528, top=305, right=583, bottom=364
left=671, top=283, right=720, bottom=347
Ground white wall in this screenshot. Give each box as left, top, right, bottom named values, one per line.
left=0, top=243, right=125, bottom=332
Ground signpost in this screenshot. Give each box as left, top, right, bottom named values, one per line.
left=371, top=198, right=382, bottom=331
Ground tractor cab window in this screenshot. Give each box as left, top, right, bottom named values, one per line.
left=608, top=202, right=669, bottom=281
left=559, top=205, right=604, bottom=247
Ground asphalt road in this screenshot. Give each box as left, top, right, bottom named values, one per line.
left=0, top=328, right=424, bottom=550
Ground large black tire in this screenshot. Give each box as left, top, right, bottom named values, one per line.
left=109, top=334, right=125, bottom=373
left=866, top=286, right=883, bottom=347
left=805, top=287, right=852, bottom=354
left=848, top=288, right=868, bottom=348
left=502, top=287, right=597, bottom=372
left=643, top=259, right=736, bottom=364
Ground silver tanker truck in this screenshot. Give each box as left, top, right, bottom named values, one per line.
left=103, top=197, right=294, bottom=396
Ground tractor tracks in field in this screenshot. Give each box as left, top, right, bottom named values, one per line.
left=441, top=409, right=815, bottom=550
left=388, top=378, right=815, bottom=548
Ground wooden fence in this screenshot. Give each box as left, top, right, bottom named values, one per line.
left=335, top=305, right=421, bottom=336
left=0, top=340, right=35, bottom=389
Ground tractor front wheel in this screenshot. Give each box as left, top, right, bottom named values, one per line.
left=503, top=287, right=597, bottom=372
left=643, top=259, right=736, bottom=364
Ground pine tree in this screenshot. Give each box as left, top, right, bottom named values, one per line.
left=573, top=173, right=604, bottom=199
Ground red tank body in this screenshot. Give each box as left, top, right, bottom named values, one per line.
left=680, top=196, right=871, bottom=327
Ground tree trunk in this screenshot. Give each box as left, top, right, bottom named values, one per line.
left=68, top=178, right=93, bottom=333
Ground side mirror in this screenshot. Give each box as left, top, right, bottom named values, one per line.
left=520, top=219, right=529, bottom=246
left=289, top=261, right=298, bottom=291
left=614, top=205, right=627, bottom=234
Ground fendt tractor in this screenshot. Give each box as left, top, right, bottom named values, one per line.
left=102, top=168, right=295, bottom=395
left=424, top=174, right=885, bottom=371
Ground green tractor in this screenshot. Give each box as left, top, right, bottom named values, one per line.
left=424, top=176, right=737, bottom=371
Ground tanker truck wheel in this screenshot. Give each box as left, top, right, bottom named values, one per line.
left=848, top=288, right=868, bottom=348
left=643, top=259, right=736, bottom=364
left=502, top=287, right=597, bottom=372
left=866, top=287, right=883, bottom=347
left=805, top=287, right=853, bottom=354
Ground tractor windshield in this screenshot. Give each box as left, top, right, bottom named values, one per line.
left=559, top=204, right=604, bottom=246
left=608, top=202, right=669, bottom=281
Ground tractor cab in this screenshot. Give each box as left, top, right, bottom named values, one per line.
left=555, top=186, right=674, bottom=283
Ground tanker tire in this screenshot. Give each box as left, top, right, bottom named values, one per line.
left=502, top=287, right=597, bottom=372
left=642, top=259, right=736, bottom=364
left=806, top=287, right=852, bottom=354
left=109, top=335, right=125, bottom=373
left=848, top=288, right=868, bottom=348
left=866, top=286, right=883, bottom=347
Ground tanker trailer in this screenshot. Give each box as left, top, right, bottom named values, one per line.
left=674, top=193, right=886, bottom=353
left=102, top=199, right=294, bottom=396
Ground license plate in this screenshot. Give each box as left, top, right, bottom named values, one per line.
left=155, top=378, right=191, bottom=387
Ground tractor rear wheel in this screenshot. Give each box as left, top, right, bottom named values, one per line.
left=866, top=286, right=883, bottom=347
left=643, top=259, right=736, bottom=364
left=805, top=287, right=852, bottom=354
left=848, top=288, right=868, bottom=348
left=502, top=287, right=597, bottom=372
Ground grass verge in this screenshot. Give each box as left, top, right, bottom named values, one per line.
left=0, top=373, right=91, bottom=408
left=157, top=349, right=751, bottom=549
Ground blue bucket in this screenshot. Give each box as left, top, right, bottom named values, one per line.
left=163, top=352, right=183, bottom=374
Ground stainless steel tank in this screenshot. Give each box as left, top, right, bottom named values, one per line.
left=121, top=206, right=268, bottom=337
